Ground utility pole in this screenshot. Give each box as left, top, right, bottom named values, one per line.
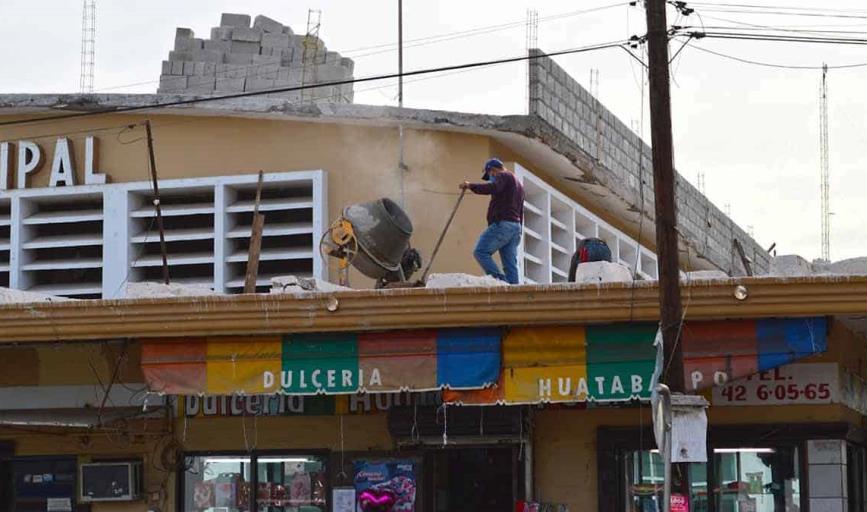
left=645, top=1, right=687, bottom=508
left=645, top=0, right=685, bottom=392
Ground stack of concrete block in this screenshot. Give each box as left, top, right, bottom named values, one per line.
left=157, top=13, right=355, bottom=103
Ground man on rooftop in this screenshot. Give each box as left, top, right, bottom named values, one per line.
left=460, top=158, right=525, bottom=284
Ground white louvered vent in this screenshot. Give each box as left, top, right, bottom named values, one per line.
left=223, top=179, right=316, bottom=293
left=0, top=198, right=10, bottom=287
left=129, top=187, right=215, bottom=287
left=2, top=170, right=326, bottom=298
left=516, top=163, right=658, bottom=284
left=17, top=193, right=104, bottom=298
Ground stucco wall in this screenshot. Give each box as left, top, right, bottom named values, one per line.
left=0, top=113, right=497, bottom=285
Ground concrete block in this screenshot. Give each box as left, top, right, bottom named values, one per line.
left=809, top=440, right=846, bottom=464
left=211, top=26, right=234, bottom=41
left=190, top=49, right=225, bottom=63
left=324, top=51, right=341, bottom=64
left=259, top=46, right=277, bottom=56
left=193, top=61, right=216, bottom=76
left=277, top=67, right=301, bottom=84
left=246, top=78, right=276, bottom=91
left=248, top=63, right=279, bottom=79
left=171, top=61, right=185, bottom=75
left=340, top=57, right=355, bottom=75
left=315, top=65, right=348, bottom=83
left=175, top=36, right=203, bottom=51
left=810, top=498, right=845, bottom=512
left=187, top=77, right=216, bottom=94
left=262, top=32, right=291, bottom=48
left=225, top=52, right=254, bottom=65
left=161, top=60, right=172, bottom=75
left=182, top=61, right=197, bottom=76
left=176, top=28, right=194, bottom=39
left=158, top=75, right=187, bottom=92
left=254, top=15, right=285, bottom=34
left=230, top=40, right=260, bottom=54
left=232, top=27, right=263, bottom=42
left=282, top=26, right=295, bottom=36
left=215, top=77, right=246, bottom=92
left=809, top=463, right=846, bottom=498
left=253, top=54, right=280, bottom=65
left=220, top=13, right=251, bottom=29
left=169, top=50, right=192, bottom=62
left=204, top=39, right=231, bottom=52
left=280, top=48, right=297, bottom=66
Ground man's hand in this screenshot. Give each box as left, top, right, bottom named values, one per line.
left=459, top=181, right=470, bottom=190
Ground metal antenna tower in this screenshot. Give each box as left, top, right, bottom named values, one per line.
left=301, top=9, right=322, bottom=103
left=696, top=171, right=705, bottom=195
left=525, top=9, right=538, bottom=114
left=79, top=0, right=96, bottom=93
left=820, top=63, right=831, bottom=261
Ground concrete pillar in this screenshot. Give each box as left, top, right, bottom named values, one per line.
left=808, top=439, right=848, bottom=512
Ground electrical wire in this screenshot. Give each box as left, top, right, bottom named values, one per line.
left=681, top=29, right=867, bottom=44
left=688, top=2, right=867, bottom=15
left=0, top=40, right=630, bottom=128
left=685, top=42, right=867, bottom=69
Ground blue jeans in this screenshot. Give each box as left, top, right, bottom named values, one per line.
left=473, top=221, right=522, bottom=284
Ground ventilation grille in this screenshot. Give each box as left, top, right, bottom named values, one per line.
left=517, top=164, right=658, bottom=284
left=224, top=179, right=316, bottom=293
left=0, top=199, right=10, bottom=287
left=2, top=171, right=325, bottom=298
left=129, top=187, right=215, bottom=288
left=19, top=193, right=104, bottom=298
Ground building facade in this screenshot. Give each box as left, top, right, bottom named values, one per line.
left=0, top=53, right=862, bottom=512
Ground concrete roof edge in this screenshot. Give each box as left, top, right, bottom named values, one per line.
left=0, top=93, right=527, bottom=132
left=0, top=274, right=863, bottom=343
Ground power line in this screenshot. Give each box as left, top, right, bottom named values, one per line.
left=688, top=2, right=867, bottom=16
left=684, top=41, right=867, bottom=69
left=0, top=40, right=629, bottom=128
left=684, top=30, right=867, bottom=44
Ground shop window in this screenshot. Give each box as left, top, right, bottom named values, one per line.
left=625, top=451, right=707, bottom=512
left=184, top=455, right=252, bottom=512
left=622, top=448, right=800, bottom=512
left=713, top=448, right=799, bottom=512
left=181, top=454, right=327, bottom=512
left=256, top=456, right=326, bottom=511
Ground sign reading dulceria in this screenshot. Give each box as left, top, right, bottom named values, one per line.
left=182, top=392, right=443, bottom=417
left=0, top=137, right=107, bottom=189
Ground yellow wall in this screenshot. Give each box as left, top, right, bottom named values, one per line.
left=1, top=114, right=501, bottom=284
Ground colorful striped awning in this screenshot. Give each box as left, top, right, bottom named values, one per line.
left=141, top=328, right=501, bottom=396
left=444, top=317, right=828, bottom=405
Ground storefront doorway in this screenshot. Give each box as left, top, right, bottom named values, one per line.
left=428, top=446, right=521, bottom=512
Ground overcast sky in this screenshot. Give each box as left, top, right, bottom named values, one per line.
left=1, top=0, right=865, bottom=262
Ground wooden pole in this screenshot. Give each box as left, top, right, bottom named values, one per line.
left=645, top=0, right=689, bottom=505
left=419, top=188, right=466, bottom=284
left=244, top=171, right=266, bottom=293
left=645, top=0, right=685, bottom=392
left=144, top=120, right=170, bottom=285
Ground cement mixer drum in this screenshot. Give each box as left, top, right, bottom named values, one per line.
left=342, top=198, right=413, bottom=279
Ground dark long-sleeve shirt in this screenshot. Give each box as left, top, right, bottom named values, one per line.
left=468, top=171, right=525, bottom=225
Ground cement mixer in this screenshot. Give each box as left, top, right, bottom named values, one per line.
left=319, top=198, right=422, bottom=287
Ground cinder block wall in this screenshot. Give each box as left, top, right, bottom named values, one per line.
left=158, top=13, right=354, bottom=103
left=528, top=49, right=769, bottom=274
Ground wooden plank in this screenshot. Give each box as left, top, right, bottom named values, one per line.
left=244, top=171, right=266, bottom=293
